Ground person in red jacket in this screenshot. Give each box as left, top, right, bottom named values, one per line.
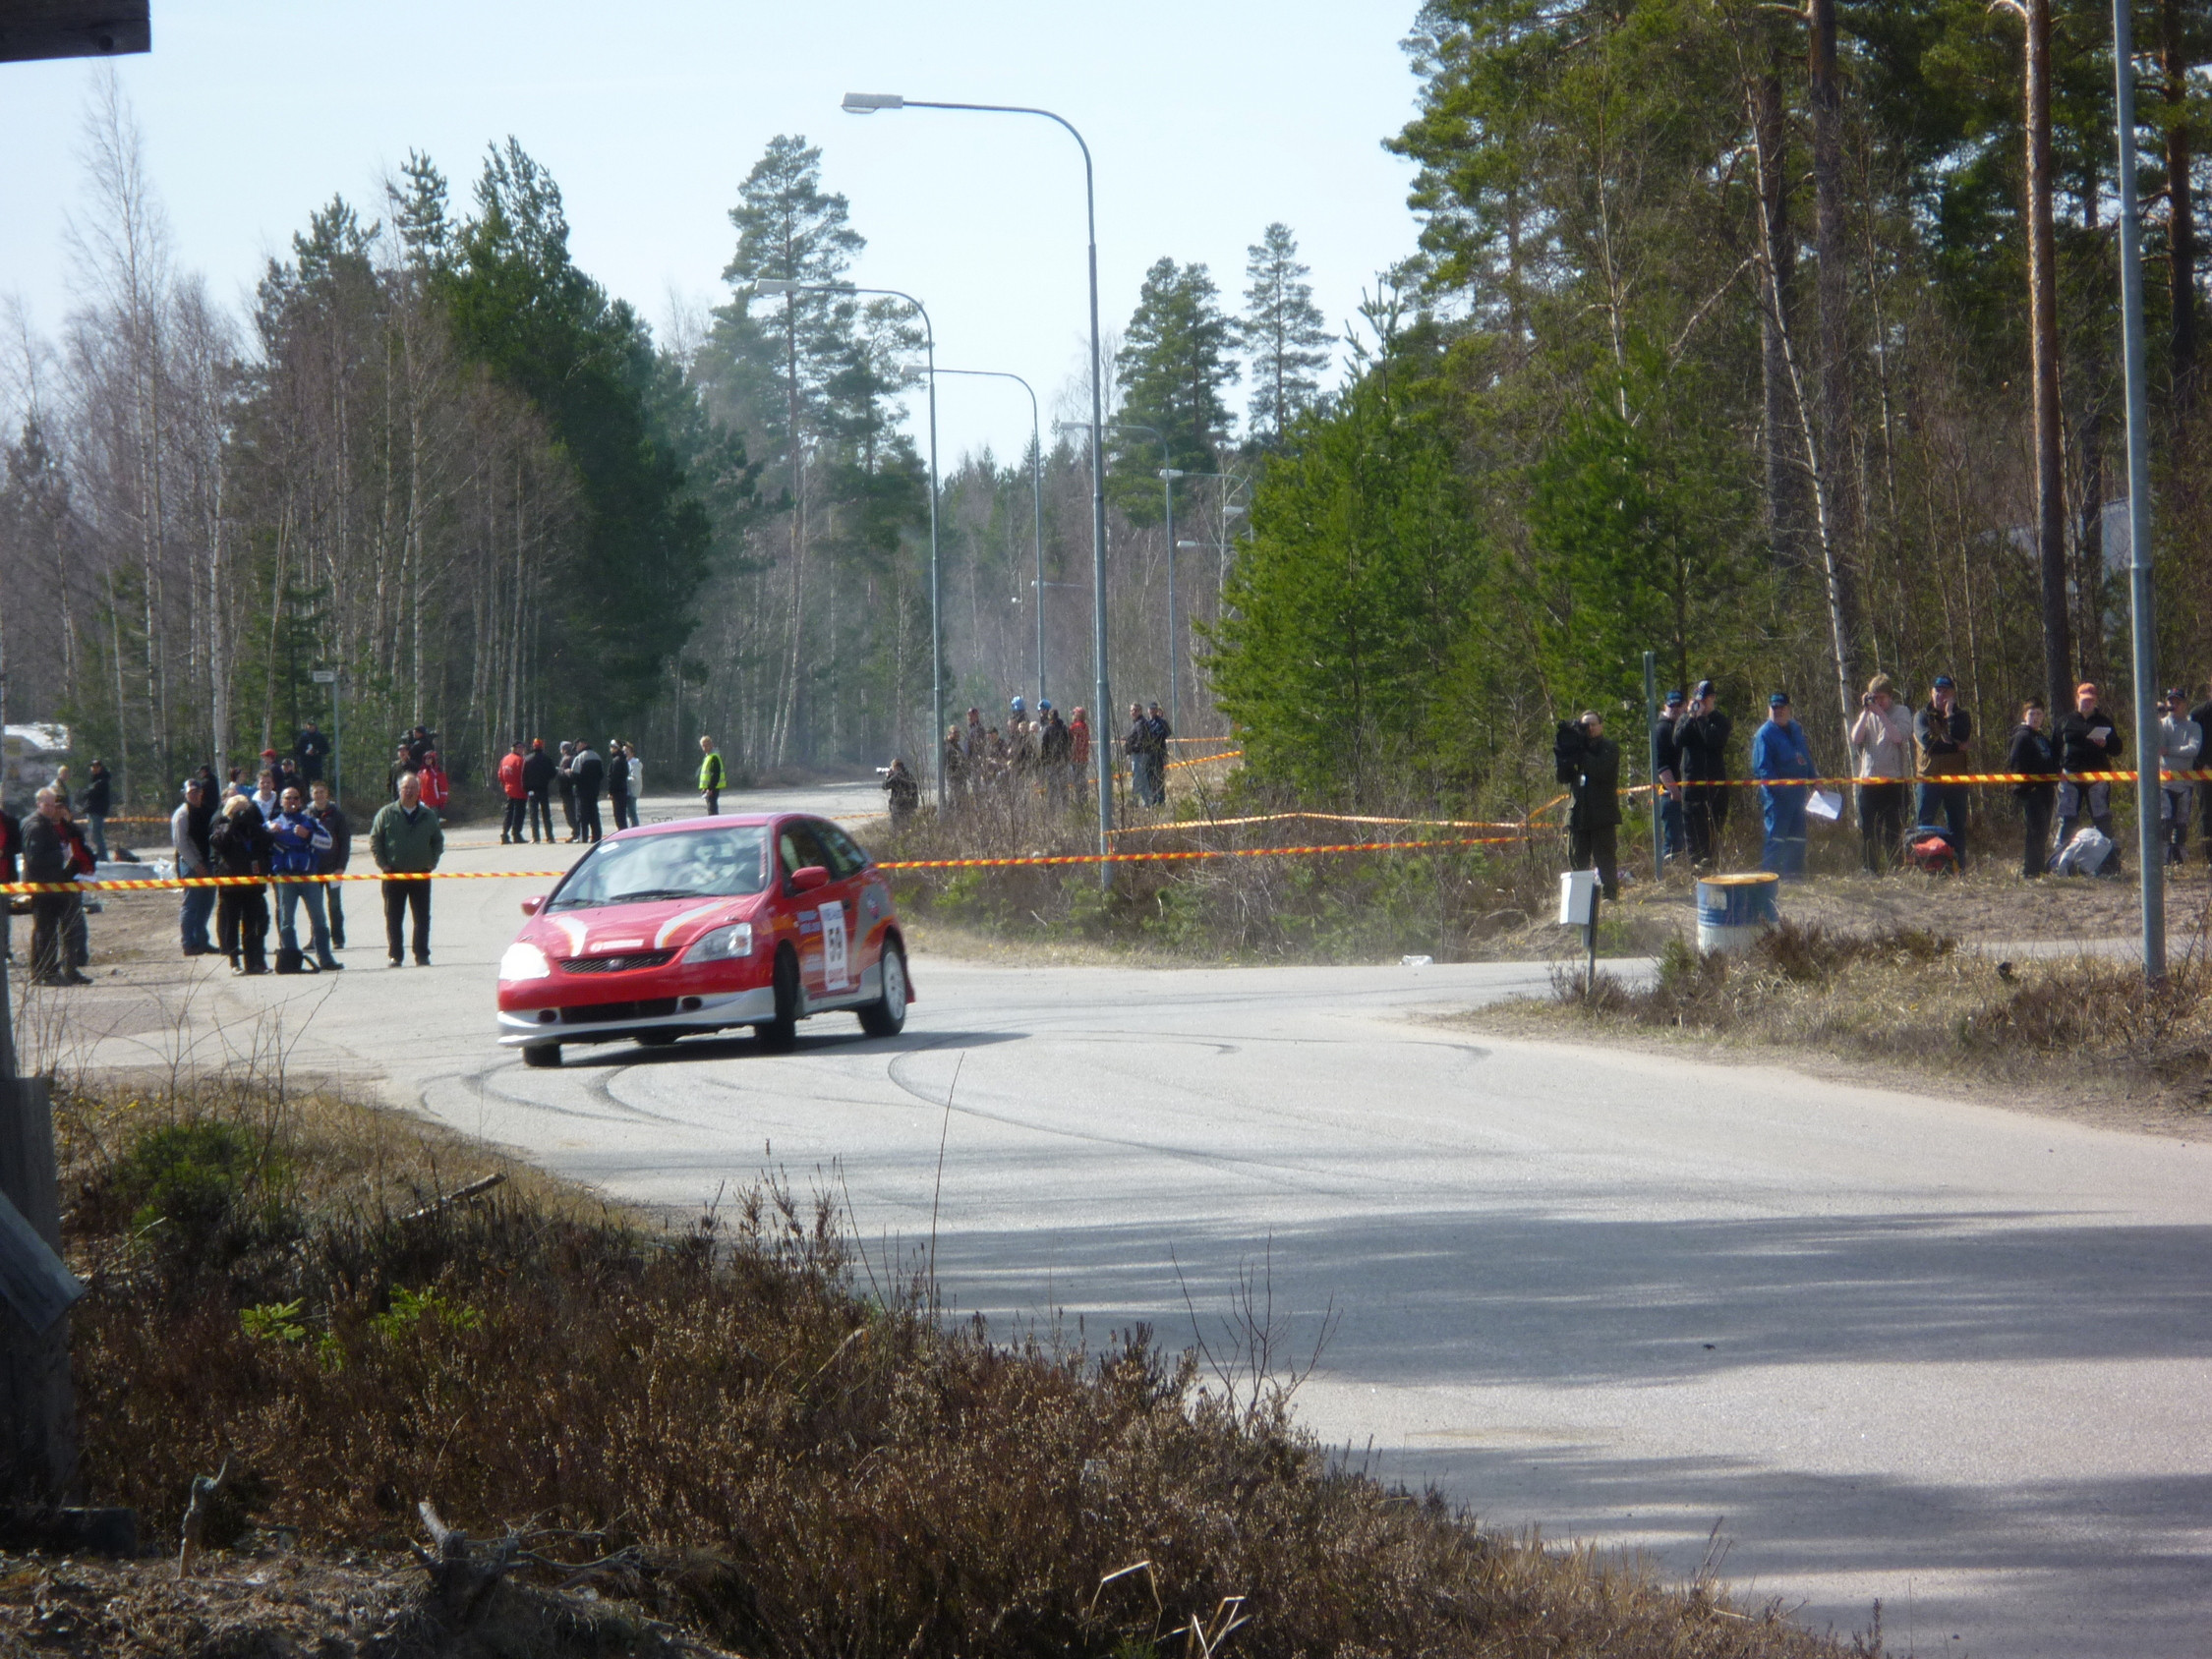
left=418, top=750, right=451, bottom=814
left=496, top=741, right=528, bottom=843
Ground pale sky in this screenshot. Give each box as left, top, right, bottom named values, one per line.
left=0, top=0, right=1426, bottom=463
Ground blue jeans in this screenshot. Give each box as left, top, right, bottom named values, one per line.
left=276, top=882, right=334, bottom=964
left=1915, top=781, right=1969, bottom=865
left=1761, top=786, right=1809, bottom=878
left=87, top=815, right=108, bottom=862
left=181, top=886, right=215, bottom=952
left=1659, top=796, right=1685, bottom=862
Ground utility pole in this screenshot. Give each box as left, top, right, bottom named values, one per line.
left=2110, top=0, right=2168, bottom=981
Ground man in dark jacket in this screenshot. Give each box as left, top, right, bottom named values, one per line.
left=1674, top=679, right=1733, bottom=869
left=2007, top=698, right=2060, bottom=878
left=309, top=779, right=352, bottom=949
left=1653, top=690, right=1685, bottom=865
left=607, top=739, right=633, bottom=831
left=570, top=743, right=606, bottom=843
left=83, top=760, right=112, bottom=862
left=1913, top=674, right=1973, bottom=862
left=23, top=789, right=89, bottom=986
left=521, top=739, right=556, bottom=842
left=1566, top=712, right=1623, bottom=901
left=208, top=793, right=275, bottom=975
left=172, top=776, right=218, bottom=955
left=2053, top=681, right=2124, bottom=863
left=296, top=721, right=330, bottom=784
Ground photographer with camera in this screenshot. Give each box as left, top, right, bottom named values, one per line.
left=1848, top=673, right=1913, bottom=872
left=1555, top=711, right=1622, bottom=901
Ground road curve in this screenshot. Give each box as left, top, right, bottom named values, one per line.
left=74, top=787, right=2212, bottom=1659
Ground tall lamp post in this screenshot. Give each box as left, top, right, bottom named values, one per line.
left=2108, top=0, right=2167, bottom=982
left=755, top=277, right=944, bottom=808
left=844, top=91, right=1115, bottom=881
left=936, top=368, right=1045, bottom=706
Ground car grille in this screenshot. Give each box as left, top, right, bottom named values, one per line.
left=558, top=998, right=679, bottom=1024
left=558, top=951, right=675, bottom=974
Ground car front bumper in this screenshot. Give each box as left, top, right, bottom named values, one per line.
left=496, top=984, right=778, bottom=1047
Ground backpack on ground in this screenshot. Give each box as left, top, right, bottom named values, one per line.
left=273, top=944, right=310, bottom=975
left=2051, top=826, right=2116, bottom=876
left=1904, top=824, right=1960, bottom=875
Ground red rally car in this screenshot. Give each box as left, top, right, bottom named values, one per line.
left=495, top=813, right=911, bottom=1067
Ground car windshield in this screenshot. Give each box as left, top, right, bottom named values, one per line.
left=547, top=827, right=768, bottom=910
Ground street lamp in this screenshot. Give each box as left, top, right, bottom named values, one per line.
left=844, top=90, right=1115, bottom=880
left=935, top=368, right=1044, bottom=707
left=755, top=276, right=944, bottom=808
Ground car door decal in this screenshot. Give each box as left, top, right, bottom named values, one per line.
left=821, top=900, right=850, bottom=991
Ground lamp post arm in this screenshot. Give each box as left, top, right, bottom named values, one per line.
left=860, top=96, right=1115, bottom=879
left=936, top=368, right=1046, bottom=704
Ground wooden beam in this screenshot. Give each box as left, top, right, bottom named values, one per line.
left=0, top=2, right=149, bottom=65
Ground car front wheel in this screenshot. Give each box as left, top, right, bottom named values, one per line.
left=757, top=946, right=800, bottom=1053
left=522, top=1044, right=562, bottom=1069
left=858, top=941, right=907, bottom=1038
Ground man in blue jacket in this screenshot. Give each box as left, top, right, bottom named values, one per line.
left=268, top=784, right=341, bottom=972
left=1752, top=692, right=1817, bottom=879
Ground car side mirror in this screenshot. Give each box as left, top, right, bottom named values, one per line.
left=791, top=864, right=830, bottom=893
left=520, top=895, right=545, bottom=916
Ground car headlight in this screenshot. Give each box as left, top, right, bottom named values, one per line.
left=498, top=941, right=552, bottom=982
left=687, top=922, right=755, bottom=962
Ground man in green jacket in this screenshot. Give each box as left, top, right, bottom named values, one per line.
left=370, top=770, right=444, bottom=967
left=698, top=735, right=728, bottom=817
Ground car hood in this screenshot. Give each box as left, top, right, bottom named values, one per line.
left=525, top=893, right=765, bottom=958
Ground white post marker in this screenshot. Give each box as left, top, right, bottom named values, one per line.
left=1559, top=869, right=1600, bottom=992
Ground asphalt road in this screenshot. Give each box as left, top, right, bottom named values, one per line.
left=75, top=784, right=2212, bottom=1659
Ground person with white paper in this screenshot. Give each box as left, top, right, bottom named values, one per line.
left=2053, top=681, right=2125, bottom=869
left=1752, top=693, right=1817, bottom=879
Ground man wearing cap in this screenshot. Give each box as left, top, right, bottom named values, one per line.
left=2157, top=688, right=2202, bottom=866
left=1673, top=679, right=1733, bottom=869
left=1752, top=693, right=1817, bottom=879
left=170, top=775, right=218, bottom=956
left=1848, top=673, right=1913, bottom=872
left=1565, top=711, right=1622, bottom=900
left=1914, top=675, right=1973, bottom=865
left=2053, top=681, right=2124, bottom=863
left=1653, top=691, right=1686, bottom=865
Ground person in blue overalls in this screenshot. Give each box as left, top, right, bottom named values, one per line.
left=1752, top=691, right=1817, bottom=879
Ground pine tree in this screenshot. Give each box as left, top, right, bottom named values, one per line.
left=1113, top=257, right=1236, bottom=520
left=1239, top=224, right=1332, bottom=443
left=712, top=135, right=864, bottom=762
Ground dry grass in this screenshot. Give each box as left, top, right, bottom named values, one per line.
left=53, top=1074, right=1876, bottom=1659
left=1544, top=920, right=2212, bottom=1112
left=882, top=773, right=1576, bottom=964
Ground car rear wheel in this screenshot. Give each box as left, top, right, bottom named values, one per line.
left=636, top=1031, right=679, bottom=1048
left=858, top=940, right=907, bottom=1038
left=757, top=946, right=800, bottom=1053
left=522, top=1044, right=562, bottom=1069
